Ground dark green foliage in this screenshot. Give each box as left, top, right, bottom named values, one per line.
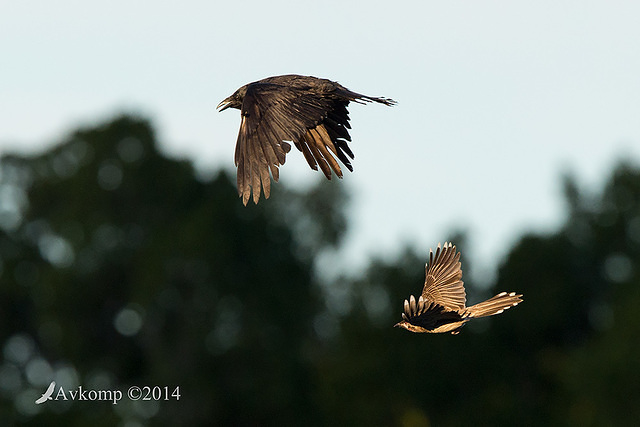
left=0, top=115, right=343, bottom=425
left=1, top=115, right=639, bottom=425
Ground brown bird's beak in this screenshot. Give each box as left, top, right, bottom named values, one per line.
left=217, top=97, right=232, bottom=112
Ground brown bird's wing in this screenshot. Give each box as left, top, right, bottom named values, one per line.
left=402, top=294, right=466, bottom=331
left=235, top=82, right=342, bottom=205
left=420, top=242, right=466, bottom=311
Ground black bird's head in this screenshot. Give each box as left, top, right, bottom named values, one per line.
left=217, top=86, right=247, bottom=112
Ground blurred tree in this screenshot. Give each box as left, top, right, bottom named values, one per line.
left=1, top=114, right=639, bottom=426
left=487, top=163, right=640, bottom=425
left=0, top=115, right=347, bottom=425
left=314, top=162, right=640, bottom=425
left=553, top=163, right=640, bottom=425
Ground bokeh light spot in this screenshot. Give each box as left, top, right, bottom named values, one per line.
left=114, top=306, right=144, bottom=337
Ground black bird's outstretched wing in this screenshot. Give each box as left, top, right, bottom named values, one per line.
left=420, top=242, right=466, bottom=311
left=235, top=82, right=329, bottom=205
left=233, top=75, right=395, bottom=205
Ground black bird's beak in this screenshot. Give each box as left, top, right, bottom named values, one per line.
left=217, top=97, right=232, bottom=112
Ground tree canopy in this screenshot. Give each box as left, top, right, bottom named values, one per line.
left=0, top=115, right=638, bottom=425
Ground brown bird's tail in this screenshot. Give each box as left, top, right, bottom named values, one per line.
left=465, top=292, right=523, bottom=319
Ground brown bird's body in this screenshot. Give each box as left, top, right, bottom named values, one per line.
left=395, top=242, right=523, bottom=334
left=217, top=74, right=396, bottom=205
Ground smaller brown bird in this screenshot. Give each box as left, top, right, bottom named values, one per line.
left=395, top=242, right=523, bottom=334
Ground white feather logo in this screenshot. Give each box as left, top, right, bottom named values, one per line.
left=35, top=381, right=56, bottom=404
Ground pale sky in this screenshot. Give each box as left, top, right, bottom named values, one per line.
left=2, top=1, right=640, bottom=281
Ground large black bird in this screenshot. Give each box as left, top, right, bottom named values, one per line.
left=395, top=242, right=523, bottom=335
left=217, top=74, right=396, bottom=205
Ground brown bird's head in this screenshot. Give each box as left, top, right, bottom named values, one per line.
left=394, top=319, right=425, bottom=333
left=394, top=309, right=430, bottom=333
left=217, top=86, right=247, bottom=112
left=393, top=320, right=416, bottom=332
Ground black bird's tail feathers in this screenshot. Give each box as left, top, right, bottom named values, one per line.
left=335, top=87, right=397, bottom=107
left=358, top=95, right=396, bottom=106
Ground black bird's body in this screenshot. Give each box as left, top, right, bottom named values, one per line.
left=218, top=74, right=396, bottom=205
left=395, top=242, right=523, bottom=334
